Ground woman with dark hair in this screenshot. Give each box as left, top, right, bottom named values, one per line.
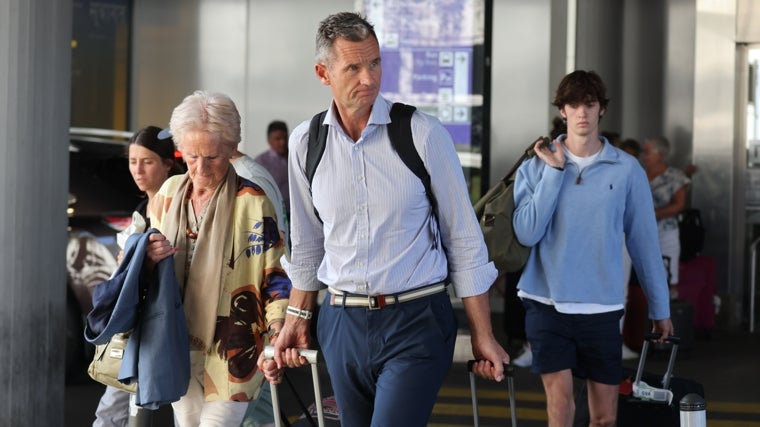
left=93, top=125, right=184, bottom=427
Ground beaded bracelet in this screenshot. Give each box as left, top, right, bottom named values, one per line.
left=286, top=305, right=313, bottom=320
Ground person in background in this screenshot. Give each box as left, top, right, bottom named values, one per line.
left=512, top=70, right=673, bottom=426
left=254, top=120, right=290, bottom=219
left=642, top=135, right=691, bottom=300
left=232, top=149, right=290, bottom=255
left=618, top=138, right=641, bottom=158
left=92, top=125, right=183, bottom=427
left=145, top=90, right=291, bottom=426
left=601, top=130, right=620, bottom=147
left=259, top=12, right=509, bottom=427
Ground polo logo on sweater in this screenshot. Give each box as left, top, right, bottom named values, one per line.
left=610, top=184, right=613, bottom=190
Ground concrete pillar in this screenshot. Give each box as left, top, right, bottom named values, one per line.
left=0, top=0, right=72, bottom=425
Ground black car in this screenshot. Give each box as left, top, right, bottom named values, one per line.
left=65, top=128, right=142, bottom=382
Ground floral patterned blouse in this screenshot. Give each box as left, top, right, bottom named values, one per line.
left=649, top=167, right=690, bottom=233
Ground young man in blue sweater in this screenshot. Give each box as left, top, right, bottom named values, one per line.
left=512, top=70, right=673, bottom=427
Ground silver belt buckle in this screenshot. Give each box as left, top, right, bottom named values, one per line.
left=367, top=294, right=386, bottom=310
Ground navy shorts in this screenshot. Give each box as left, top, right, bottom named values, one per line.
left=523, top=298, right=624, bottom=385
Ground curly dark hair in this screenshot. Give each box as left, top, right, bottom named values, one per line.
left=552, top=70, right=610, bottom=110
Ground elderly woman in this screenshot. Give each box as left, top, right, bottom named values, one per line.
left=642, top=136, right=690, bottom=299
left=146, top=90, right=290, bottom=426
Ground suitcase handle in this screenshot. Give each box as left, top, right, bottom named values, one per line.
left=263, top=345, right=319, bottom=364
left=644, top=332, right=680, bottom=345
left=636, top=334, right=680, bottom=391
left=263, top=346, right=324, bottom=427
left=467, top=360, right=517, bottom=427
left=466, top=360, right=515, bottom=377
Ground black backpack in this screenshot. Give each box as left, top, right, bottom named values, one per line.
left=678, top=208, right=706, bottom=261
left=305, top=102, right=438, bottom=222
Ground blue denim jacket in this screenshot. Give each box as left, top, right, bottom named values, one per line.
left=85, top=229, right=190, bottom=409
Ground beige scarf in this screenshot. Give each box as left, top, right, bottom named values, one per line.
left=161, top=167, right=237, bottom=352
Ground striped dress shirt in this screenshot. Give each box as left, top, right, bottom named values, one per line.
left=284, top=96, right=496, bottom=298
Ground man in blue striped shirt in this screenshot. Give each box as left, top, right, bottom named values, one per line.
left=259, top=11, right=509, bottom=427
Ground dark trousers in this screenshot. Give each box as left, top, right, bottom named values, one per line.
left=316, top=291, right=456, bottom=427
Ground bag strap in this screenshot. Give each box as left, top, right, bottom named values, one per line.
left=501, top=136, right=549, bottom=184
left=306, top=110, right=329, bottom=189
left=305, top=103, right=437, bottom=221
left=306, top=110, right=329, bottom=221
left=387, top=102, right=438, bottom=214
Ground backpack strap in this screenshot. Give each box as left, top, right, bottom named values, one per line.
left=304, top=103, right=438, bottom=222
left=306, top=110, right=328, bottom=187
left=305, top=110, right=328, bottom=221
left=388, top=102, right=438, bottom=214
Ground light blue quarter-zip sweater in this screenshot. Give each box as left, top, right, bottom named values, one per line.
left=512, top=135, right=670, bottom=321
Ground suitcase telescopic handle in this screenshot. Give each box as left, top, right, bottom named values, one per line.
left=263, top=345, right=319, bottom=364
left=467, top=360, right=518, bottom=427
left=644, top=332, right=680, bottom=345
left=636, top=333, right=680, bottom=391
left=466, top=360, right=516, bottom=376
left=263, top=346, right=324, bottom=427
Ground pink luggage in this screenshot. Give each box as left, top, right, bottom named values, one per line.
left=676, top=255, right=716, bottom=332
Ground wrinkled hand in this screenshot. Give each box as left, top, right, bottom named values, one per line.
left=471, top=335, right=510, bottom=382
left=534, top=138, right=565, bottom=169
left=257, top=352, right=284, bottom=385
left=256, top=320, right=311, bottom=384
left=145, top=233, right=178, bottom=271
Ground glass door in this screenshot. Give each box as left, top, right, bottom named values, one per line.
left=361, top=0, right=492, bottom=202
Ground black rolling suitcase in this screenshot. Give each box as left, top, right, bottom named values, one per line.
left=467, top=361, right=518, bottom=426
left=574, top=333, right=704, bottom=427
left=655, top=299, right=695, bottom=353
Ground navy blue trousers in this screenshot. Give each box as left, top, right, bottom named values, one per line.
left=316, top=291, right=457, bottom=427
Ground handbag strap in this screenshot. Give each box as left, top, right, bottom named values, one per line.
left=502, top=136, right=549, bottom=183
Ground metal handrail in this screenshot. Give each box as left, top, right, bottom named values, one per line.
left=751, top=236, right=760, bottom=333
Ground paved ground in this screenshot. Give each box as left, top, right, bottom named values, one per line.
left=66, top=321, right=760, bottom=426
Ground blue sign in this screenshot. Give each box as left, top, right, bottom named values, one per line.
left=364, top=0, right=484, bottom=146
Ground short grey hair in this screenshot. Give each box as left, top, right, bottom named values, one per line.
left=315, top=12, right=376, bottom=65
left=168, top=90, right=241, bottom=152
left=646, top=136, right=671, bottom=157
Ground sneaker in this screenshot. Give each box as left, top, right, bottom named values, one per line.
left=512, top=347, right=533, bottom=367
left=622, top=343, right=639, bottom=360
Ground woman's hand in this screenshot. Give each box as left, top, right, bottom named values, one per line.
left=145, top=232, right=177, bottom=271
left=257, top=351, right=284, bottom=385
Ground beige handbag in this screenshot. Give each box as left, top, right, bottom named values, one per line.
left=87, top=331, right=137, bottom=393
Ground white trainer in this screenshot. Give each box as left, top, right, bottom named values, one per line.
left=512, top=346, right=533, bottom=367
left=622, top=343, right=639, bottom=360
